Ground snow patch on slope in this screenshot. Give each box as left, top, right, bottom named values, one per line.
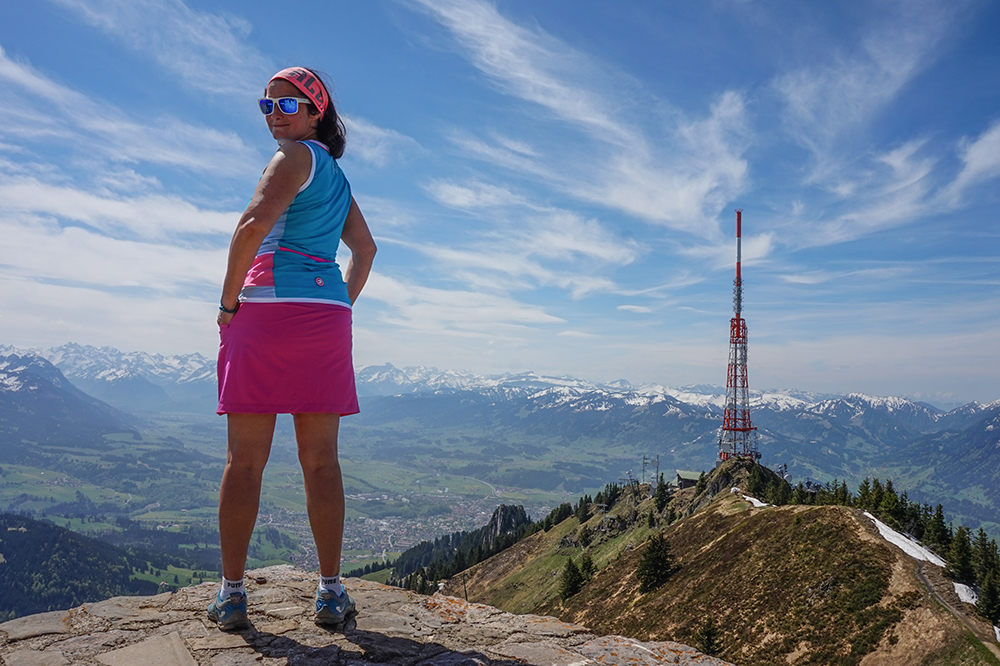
left=864, top=512, right=947, bottom=567
left=953, top=583, right=978, bottom=604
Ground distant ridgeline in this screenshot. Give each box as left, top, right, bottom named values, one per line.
left=360, top=466, right=1000, bottom=627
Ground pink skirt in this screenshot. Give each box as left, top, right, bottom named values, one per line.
left=217, top=302, right=359, bottom=415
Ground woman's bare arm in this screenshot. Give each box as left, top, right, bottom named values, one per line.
left=340, top=197, right=377, bottom=305
left=217, top=143, right=312, bottom=324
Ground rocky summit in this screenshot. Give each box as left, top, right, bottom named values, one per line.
left=0, top=565, right=731, bottom=666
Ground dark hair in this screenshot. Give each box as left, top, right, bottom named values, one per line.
left=304, top=69, right=346, bottom=159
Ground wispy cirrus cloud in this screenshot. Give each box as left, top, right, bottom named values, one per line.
left=45, top=1, right=421, bottom=170
left=940, top=119, right=1000, bottom=205
left=49, top=0, right=273, bottom=97
left=342, top=116, right=423, bottom=169
left=0, top=176, right=235, bottom=243
left=400, top=179, right=640, bottom=298
left=0, top=46, right=261, bottom=178
left=406, top=0, right=636, bottom=147
left=425, top=179, right=534, bottom=209
left=406, top=0, right=750, bottom=238
left=364, top=272, right=564, bottom=335
left=774, top=0, right=961, bottom=183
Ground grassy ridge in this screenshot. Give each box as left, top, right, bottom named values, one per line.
left=441, top=460, right=1000, bottom=666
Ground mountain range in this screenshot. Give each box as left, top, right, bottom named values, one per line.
left=2, top=343, right=998, bottom=535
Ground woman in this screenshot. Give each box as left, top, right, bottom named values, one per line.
left=210, top=67, right=376, bottom=631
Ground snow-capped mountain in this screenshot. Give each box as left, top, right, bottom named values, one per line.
left=4, top=345, right=999, bottom=534
left=0, top=353, right=132, bottom=448
left=354, top=363, right=615, bottom=396
left=0, top=343, right=216, bottom=412
left=3, top=346, right=996, bottom=435
left=1, top=343, right=215, bottom=385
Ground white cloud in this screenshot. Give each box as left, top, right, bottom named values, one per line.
left=407, top=0, right=636, bottom=146
left=382, top=202, right=638, bottom=299
left=411, top=0, right=749, bottom=236
left=0, top=176, right=235, bottom=243
left=364, top=272, right=564, bottom=334
left=618, top=305, right=653, bottom=314
left=683, top=232, right=776, bottom=270
left=49, top=0, right=273, bottom=97
left=342, top=115, right=422, bottom=168
left=0, top=46, right=261, bottom=178
left=425, top=179, right=530, bottom=209
left=941, top=119, right=1000, bottom=205
left=0, top=203, right=227, bottom=289
left=774, top=0, right=958, bottom=182
left=0, top=276, right=220, bottom=357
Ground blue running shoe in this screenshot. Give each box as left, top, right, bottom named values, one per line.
left=207, top=591, right=249, bottom=631
left=315, top=587, right=356, bottom=625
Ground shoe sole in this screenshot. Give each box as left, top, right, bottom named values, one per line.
left=208, top=600, right=249, bottom=631
left=315, top=606, right=357, bottom=626
left=212, top=613, right=249, bottom=631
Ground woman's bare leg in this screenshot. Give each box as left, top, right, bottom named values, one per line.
left=293, top=413, right=344, bottom=576
left=218, top=413, right=276, bottom=581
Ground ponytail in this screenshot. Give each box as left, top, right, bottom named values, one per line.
left=303, top=68, right=346, bottom=158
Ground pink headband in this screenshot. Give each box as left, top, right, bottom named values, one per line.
left=268, top=67, right=329, bottom=118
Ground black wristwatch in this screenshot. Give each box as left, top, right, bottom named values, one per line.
left=219, top=300, right=240, bottom=314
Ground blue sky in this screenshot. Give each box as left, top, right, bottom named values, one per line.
left=1, top=0, right=999, bottom=406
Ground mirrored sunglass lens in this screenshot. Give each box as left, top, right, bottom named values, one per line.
left=277, top=98, right=299, bottom=114
left=259, top=99, right=274, bottom=114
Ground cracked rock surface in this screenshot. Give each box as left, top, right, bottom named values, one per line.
left=0, top=565, right=732, bottom=665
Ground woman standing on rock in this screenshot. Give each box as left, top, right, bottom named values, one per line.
left=211, top=66, right=376, bottom=630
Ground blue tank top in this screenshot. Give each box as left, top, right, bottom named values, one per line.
left=240, top=140, right=352, bottom=307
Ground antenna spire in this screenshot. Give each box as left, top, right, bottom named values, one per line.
left=719, top=209, right=760, bottom=463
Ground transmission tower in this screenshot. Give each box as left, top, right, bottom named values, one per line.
left=718, top=210, right=761, bottom=463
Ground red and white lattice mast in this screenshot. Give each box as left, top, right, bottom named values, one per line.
left=718, top=210, right=760, bottom=463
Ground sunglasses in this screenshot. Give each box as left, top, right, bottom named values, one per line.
left=258, top=97, right=312, bottom=115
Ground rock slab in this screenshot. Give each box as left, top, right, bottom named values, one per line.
left=0, top=565, right=733, bottom=665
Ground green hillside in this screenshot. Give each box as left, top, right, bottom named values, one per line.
left=438, top=460, right=1000, bottom=666
left=0, top=513, right=159, bottom=620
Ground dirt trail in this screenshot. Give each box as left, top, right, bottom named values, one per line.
left=916, top=562, right=1000, bottom=660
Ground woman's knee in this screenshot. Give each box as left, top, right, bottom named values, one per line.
left=298, top=451, right=341, bottom=479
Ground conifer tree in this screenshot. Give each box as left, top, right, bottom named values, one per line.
left=575, top=496, right=591, bottom=523
left=948, top=526, right=975, bottom=586
left=835, top=479, right=851, bottom=506
left=971, top=528, right=995, bottom=587
left=655, top=474, right=670, bottom=513
left=924, top=504, right=950, bottom=550
left=636, top=532, right=677, bottom=593
left=773, top=479, right=792, bottom=506
left=746, top=465, right=763, bottom=498
left=792, top=482, right=807, bottom=505
left=560, top=558, right=584, bottom=599
left=694, top=472, right=707, bottom=495
left=580, top=552, right=596, bottom=581
left=870, top=478, right=885, bottom=512
left=878, top=484, right=901, bottom=529
left=695, top=615, right=722, bottom=656
left=856, top=478, right=872, bottom=510
left=976, top=571, right=1000, bottom=624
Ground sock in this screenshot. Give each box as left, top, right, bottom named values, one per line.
left=220, top=577, right=245, bottom=598
left=320, top=574, right=344, bottom=596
